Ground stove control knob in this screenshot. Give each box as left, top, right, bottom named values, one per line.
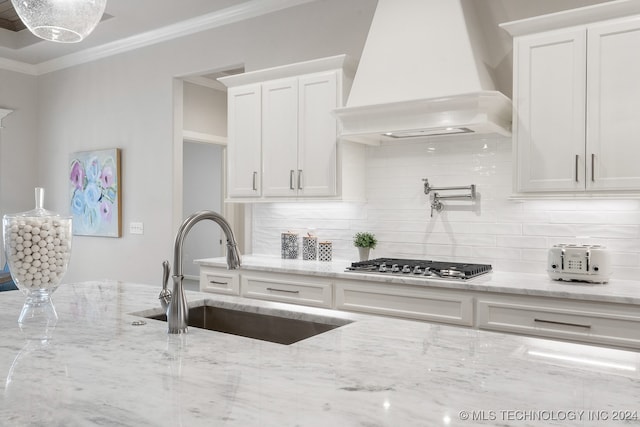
left=378, top=263, right=387, bottom=273
left=413, top=266, right=423, bottom=274
left=391, top=264, right=400, bottom=273
left=402, top=265, right=411, bottom=274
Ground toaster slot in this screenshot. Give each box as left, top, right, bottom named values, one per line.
left=585, top=248, right=590, bottom=272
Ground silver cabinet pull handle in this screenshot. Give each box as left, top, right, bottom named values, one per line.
left=289, top=170, right=295, bottom=190
left=575, top=154, right=579, bottom=182
left=209, top=280, right=228, bottom=285
left=297, top=169, right=303, bottom=190
left=252, top=171, right=258, bottom=191
left=266, top=287, right=300, bottom=294
left=591, top=153, right=595, bottom=182
left=534, top=318, right=591, bottom=329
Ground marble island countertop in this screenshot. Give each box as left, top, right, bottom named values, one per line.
left=196, top=255, right=640, bottom=305
left=1, top=281, right=639, bottom=426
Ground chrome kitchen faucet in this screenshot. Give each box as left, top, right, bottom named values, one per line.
left=160, top=210, right=241, bottom=334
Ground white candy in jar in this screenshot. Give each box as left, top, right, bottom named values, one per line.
left=5, top=216, right=71, bottom=290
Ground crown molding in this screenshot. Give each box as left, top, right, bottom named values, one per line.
left=1, top=0, right=316, bottom=76
left=0, top=109, right=13, bottom=127
left=500, top=0, right=640, bottom=37
left=0, top=56, right=37, bottom=75
left=182, top=75, right=227, bottom=91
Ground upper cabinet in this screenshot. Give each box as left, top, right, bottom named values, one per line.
left=227, top=84, right=262, bottom=197
left=503, top=4, right=640, bottom=195
left=512, top=28, right=586, bottom=192
left=587, top=18, right=640, bottom=191
left=220, top=55, right=365, bottom=202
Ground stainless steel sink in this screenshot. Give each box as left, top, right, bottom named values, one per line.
left=134, top=301, right=352, bottom=345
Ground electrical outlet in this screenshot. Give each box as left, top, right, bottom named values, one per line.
left=129, top=222, right=144, bottom=235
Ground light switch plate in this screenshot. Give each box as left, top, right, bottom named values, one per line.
left=129, top=222, right=144, bottom=235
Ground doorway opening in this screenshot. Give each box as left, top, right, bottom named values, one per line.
left=173, top=66, right=245, bottom=289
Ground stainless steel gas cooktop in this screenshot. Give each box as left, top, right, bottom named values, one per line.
left=345, top=258, right=492, bottom=280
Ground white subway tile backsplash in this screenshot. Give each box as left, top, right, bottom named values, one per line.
left=600, top=239, right=640, bottom=252
left=549, top=211, right=640, bottom=225
left=496, top=236, right=548, bottom=249
left=472, top=246, right=522, bottom=261
left=609, top=252, right=640, bottom=267
left=523, top=223, right=639, bottom=239
left=251, top=136, right=640, bottom=277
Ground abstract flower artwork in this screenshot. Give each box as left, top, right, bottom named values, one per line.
left=69, top=148, right=122, bottom=237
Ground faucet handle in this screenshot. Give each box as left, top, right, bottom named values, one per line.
left=159, top=260, right=171, bottom=309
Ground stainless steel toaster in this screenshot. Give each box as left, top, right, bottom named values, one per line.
left=547, top=244, right=612, bottom=284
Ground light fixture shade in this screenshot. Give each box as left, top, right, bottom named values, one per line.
left=11, top=0, right=107, bottom=43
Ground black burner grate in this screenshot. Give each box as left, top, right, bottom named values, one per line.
left=347, top=258, right=492, bottom=279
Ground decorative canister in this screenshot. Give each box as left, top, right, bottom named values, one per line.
left=3, top=187, right=72, bottom=337
left=281, top=232, right=299, bottom=259
left=303, top=235, right=317, bottom=260
left=318, top=241, right=332, bottom=262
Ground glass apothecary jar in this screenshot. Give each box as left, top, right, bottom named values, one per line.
left=3, top=188, right=72, bottom=336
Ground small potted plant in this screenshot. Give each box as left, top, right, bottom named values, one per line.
left=353, top=232, right=377, bottom=261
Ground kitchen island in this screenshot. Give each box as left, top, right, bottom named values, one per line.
left=0, top=281, right=639, bottom=426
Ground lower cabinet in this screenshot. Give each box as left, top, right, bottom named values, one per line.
left=241, top=273, right=332, bottom=308
left=477, top=295, right=640, bottom=350
left=199, top=266, right=240, bottom=296
left=335, top=280, right=474, bottom=326
left=199, top=265, right=640, bottom=350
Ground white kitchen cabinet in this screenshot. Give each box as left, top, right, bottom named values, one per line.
left=220, top=55, right=365, bottom=202
left=199, top=266, right=240, bottom=296
left=262, top=72, right=338, bottom=197
left=227, top=84, right=261, bottom=198
left=241, top=273, right=333, bottom=308
left=296, top=72, right=339, bottom=197
left=335, top=280, right=474, bottom=326
left=261, top=78, right=299, bottom=196
left=513, top=28, right=586, bottom=192
left=508, top=14, right=640, bottom=194
left=586, top=18, right=640, bottom=190
left=477, top=295, right=640, bottom=350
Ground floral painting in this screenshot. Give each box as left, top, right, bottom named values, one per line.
left=69, top=148, right=122, bottom=237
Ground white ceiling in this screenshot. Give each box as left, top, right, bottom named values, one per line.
left=0, top=0, right=615, bottom=75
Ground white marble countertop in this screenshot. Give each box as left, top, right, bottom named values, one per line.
left=196, top=255, right=640, bottom=305
left=1, top=281, right=640, bottom=426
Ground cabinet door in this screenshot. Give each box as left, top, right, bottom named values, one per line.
left=262, top=78, right=299, bottom=197
left=335, top=280, right=474, bottom=326
left=477, top=296, right=640, bottom=350
left=227, top=84, right=261, bottom=197
left=199, top=267, right=240, bottom=296
left=241, top=274, right=333, bottom=308
left=514, top=29, right=587, bottom=192
left=298, top=72, right=338, bottom=197
left=587, top=17, right=640, bottom=190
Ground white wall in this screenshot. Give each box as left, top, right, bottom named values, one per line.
left=183, top=82, right=227, bottom=136
left=0, top=69, right=38, bottom=266
left=252, top=136, right=640, bottom=280
left=32, top=0, right=376, bottom=284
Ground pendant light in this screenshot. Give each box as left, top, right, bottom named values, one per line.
left=11, top=0, right=107, bottom=43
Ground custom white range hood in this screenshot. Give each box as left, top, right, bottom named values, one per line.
left=334, top=0, right=512, bottom=145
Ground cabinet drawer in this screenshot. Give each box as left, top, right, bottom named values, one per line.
left=335, top=280, right=474, bottom=326
left=241, top=274, right=332, bottom=308
left=477, top=297, right=640, bottom=350
left=199, top=267, right=240, bottom=296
